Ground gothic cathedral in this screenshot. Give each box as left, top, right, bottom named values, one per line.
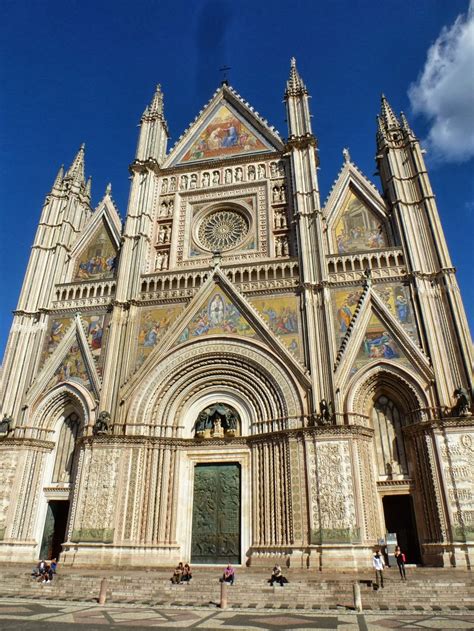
left=0, top=61, right=473, bottom=569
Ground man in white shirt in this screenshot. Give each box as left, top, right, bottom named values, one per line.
left=373, top=550, right=385, bottom=588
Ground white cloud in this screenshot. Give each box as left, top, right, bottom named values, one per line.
left=408, top=1, right=474, bottom=162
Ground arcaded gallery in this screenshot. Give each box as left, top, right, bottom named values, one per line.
left=0, top=60, right=472, bottom=569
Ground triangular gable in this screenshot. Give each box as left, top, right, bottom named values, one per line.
left=123, top=268, right=310, bottom=396
left=67, top=192, right=121, bottom=282
left=27, top=314, right=102, bottom=405
left=335, top=287, right=431, bottom=387
left=165, top=85, right=284, bottom=167
left=175, top=286, right=260, bottom=344
left=324, top=160, right=391, bottom=255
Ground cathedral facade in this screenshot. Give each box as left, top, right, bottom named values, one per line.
left=0, top=61, right=473, bottom=569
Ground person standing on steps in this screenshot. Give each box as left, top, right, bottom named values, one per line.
left=373, top=549, right=385, bottom=589
left=394, top=546, right=407, bottom=581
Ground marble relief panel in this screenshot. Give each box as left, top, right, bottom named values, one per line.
left=307, top=440, right=358, bottom=543
left=437, top=432, right=474, bottom=541
left=0, top=451, right=19, bottom=540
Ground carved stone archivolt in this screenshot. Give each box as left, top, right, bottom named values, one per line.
left=125, top=339, right=306, bottom=435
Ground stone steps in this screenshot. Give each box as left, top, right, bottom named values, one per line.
left=1, top=566, right=472, bottom=611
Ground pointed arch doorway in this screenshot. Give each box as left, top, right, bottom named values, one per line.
left=39, top=410, right=81, bottom=560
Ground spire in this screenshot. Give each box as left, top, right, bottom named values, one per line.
left=380, top=94, right=399, bottom=129
left=52, top=164, right=64, bottom=190
left=400, top=111, right=415, bottom=137
left=85, top=176, right=92, bottom=198
left=285, top=57, right=308, bottom=98
left=148, top=84, right=164, bottom=117
left=65, top=143, right=86, bottom=184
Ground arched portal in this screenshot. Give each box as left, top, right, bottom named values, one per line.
left=345, top=363, right=428, bottom=565
left=122, top=338, right=308, bottom=564
left=31, top=384, right=92, bottom=561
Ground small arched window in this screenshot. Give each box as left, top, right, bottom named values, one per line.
left=371, top=395, right=408, bottom=477
left=52, top=412, right=80, bottom=483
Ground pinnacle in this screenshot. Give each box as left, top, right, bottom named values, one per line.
left=149, top=84, right=164, bottom=116
left=380, top=94, right=399, bottom=129
left=52, top=164, right=64, bottom=189
left=285, top=57, right=308, bottom=98
left=65, top=143, right=86, bottom=185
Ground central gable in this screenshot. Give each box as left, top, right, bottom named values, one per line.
left=165, top=86, right=283, bottom=167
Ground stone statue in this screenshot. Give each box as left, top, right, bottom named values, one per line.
left=225, top=169, right=232, bottom=184
left=93, top=411, right=110, bottom=436
left=169, top=177, right=177, bottom=191
left=212, top=417, right=224, bottom=438
left=272, top=186, right=279, bottom=202
left=454, top=387, right=471, bottom=417
left=235, top=167, right=243, bottom=182
left=275, top=237, right=283, bottom=257
left=257, top=164, right=265, bottom=179
left=225, top=410, right=238, bottom=431
left=0, top=415, right=12, bottom=437
left=212, top=171, right=220, bottom=185
left=248, top=165, right=256, bottom=180
left=202, top=172, right=210, bottom=187
left=161, top=179, right=168, bottom=193
left=155, top=251, right=164, bottom=270
left=195, top=411, right=208, bottom=434
left=190, top=174, right=197, bottom=189
left=158, top=225, right=166, bottom=244
left=319, top=399, right=333, bottom=425
left=162, top=251, right=169, bottom=270
left=160, top=201, right=168, bottom=216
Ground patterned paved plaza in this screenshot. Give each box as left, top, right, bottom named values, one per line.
left=0, top=599, right=473, bottom=630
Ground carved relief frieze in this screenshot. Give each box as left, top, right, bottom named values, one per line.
left=436, top=431, right=474, bottom=541
left=307, top=439, right=358, bottom=544
left=0, top=451, right=19, bottom=540
left=71, top=446, right=120, bottom=543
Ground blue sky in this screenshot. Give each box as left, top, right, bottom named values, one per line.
left=1, top=0, right=473, bottom=359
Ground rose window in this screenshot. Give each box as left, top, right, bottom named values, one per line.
left=198, top=210, right=249, bottom=251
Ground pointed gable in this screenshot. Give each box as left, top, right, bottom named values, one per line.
left=68, top=190, right=121, bottom=282
left=334, top=190, right=388, bottom=254
left=73, top=223, right=117, bottom=281
left=324, top=158, right=391, bottom=255
left=176, top=287, right=259, bottom=345
left=165, top=85, right=284, bottom=167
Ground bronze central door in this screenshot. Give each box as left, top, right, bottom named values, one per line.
left=191, top=463, right=241, bottom=564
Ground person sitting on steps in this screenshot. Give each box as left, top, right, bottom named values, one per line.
left=269, top=564, right=288, bottom=587
left=171, top=562, right=184, bottom=584
left=181, top=563, right=192, bottom=583
left=219, top=564, right=235, bottom=585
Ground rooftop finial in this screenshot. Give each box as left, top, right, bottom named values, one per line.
left=342, top=147, right=351, bottom=163
left=106, top=182, right=112, bottom=196
left=290, top=56, right=296, bottom=68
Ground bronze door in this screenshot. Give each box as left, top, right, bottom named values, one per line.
left=191, top=463, right=241, bottom=564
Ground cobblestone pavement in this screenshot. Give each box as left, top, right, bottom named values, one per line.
left=0, top=599, right=473, bottom=630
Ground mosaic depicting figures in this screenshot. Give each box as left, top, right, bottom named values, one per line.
left=181, top=105, right=267, bottom=162
left=74, top=225, right=117, bottom=280
left=374, top=284, right=419, bottom=343
left=351, top=313, right=410, bottom=375
left=251, top=294, right=302, bottom=360
left=334, top=191, right=388, bottom=253
left=178, top=291, right=257, bottom=343
left=82, top=314, right=106, bottom=357
left=332, top=289, right=364, bottom=345
left=46, top=343, right=91, bottom=391
left=332, top=284, right=418, bottom=351
left=136, top=305, right=184, bottom=367
left=41, top=316, right=74, bottom=365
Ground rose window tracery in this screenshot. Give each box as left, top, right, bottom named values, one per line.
left=198, top=210, right=249, bottom=251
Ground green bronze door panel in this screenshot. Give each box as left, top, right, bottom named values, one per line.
left=191, top=463, right=240, bottom=564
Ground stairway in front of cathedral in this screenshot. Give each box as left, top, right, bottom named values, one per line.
left=0, top=566, right=472, bottom=611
